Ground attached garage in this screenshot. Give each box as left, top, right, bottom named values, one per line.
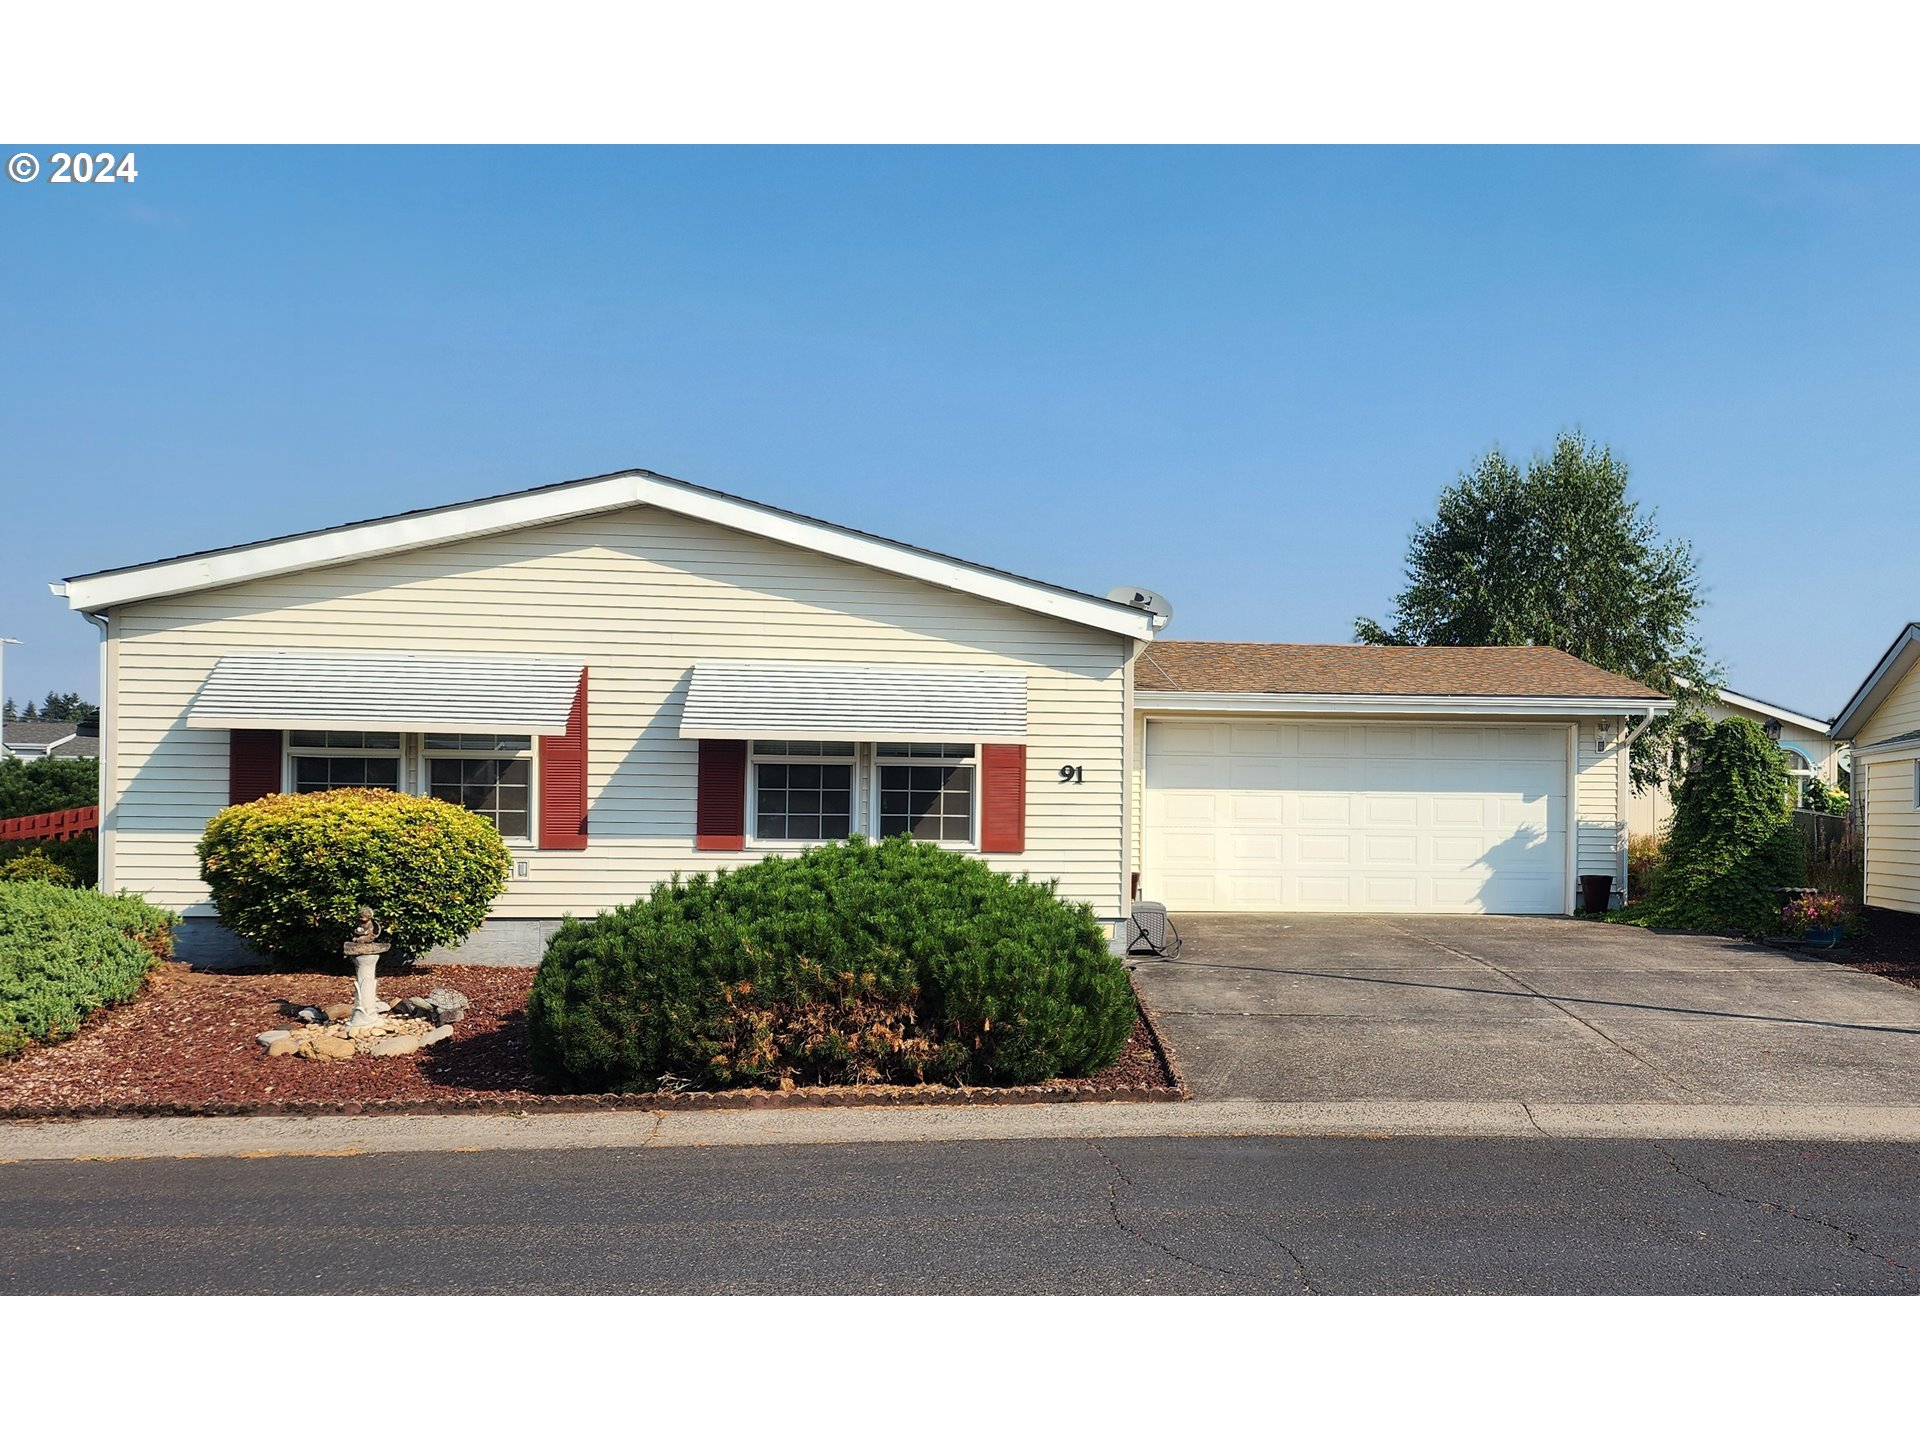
left=1130, top=643, right=1670, bottom=916
left=1145, top=719, right=1568, bottom=913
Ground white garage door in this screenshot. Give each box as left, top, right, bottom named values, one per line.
left=1144, top=720, right=1569, bottom=914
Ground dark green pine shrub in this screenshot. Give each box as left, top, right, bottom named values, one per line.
left=527, top=835, right=1136, bottom=1092
left=1615, top=716, right=1805, bottom=936
left=0, top=881, right=176, bottom=1059
left=0, top=756, right=97, bottom=820
left=197, top=788, right=510, bottom=968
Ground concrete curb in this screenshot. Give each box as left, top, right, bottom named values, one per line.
left=11, top=1100, right=1920, bottom=1163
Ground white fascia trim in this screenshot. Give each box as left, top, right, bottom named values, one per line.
left=1853, top=734, right=1920, bottom=760
left=59, top=473, right=1156, bottom=641
left=1133, top=692, right=1674, bottom=718
left=1831, top=624, right=1920, bottom=740
left=1717, top=689, right=1832, bottom=733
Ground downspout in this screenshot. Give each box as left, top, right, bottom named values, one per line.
left=81, top=608, right=110, bottom=893
left=1615, top=705, right=1660, bottom=904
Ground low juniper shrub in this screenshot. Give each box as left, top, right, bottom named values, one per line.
left=0, top=880, right=176, bottom=1059
left=526, top=835, right=1136, bottom=1092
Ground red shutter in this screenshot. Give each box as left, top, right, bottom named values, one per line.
left=538, top=669, right=589, bottom=850
left=980, top=743, right=1026, bottom=853
left=696, top=738, right=748, bottom=851
left=228, top=729, right=283, bottom=805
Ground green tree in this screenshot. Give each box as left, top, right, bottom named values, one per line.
left=1615, top=716, right=1805, bottom=935
left=0, top=757, right=98, bottom=820
left=1356, top=431, right=1715, bottom=789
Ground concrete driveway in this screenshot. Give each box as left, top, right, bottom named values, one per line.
left=1130, top=914, right=1920, bottom=1105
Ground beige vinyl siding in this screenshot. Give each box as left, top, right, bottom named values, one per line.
left=1858, top=660, right=1920, bottom=748
left=1862, top=755, right=1920, bottom=914
left=105, top=505, right=1129, bottom=921
left=1575, top=719, right=1623, bottom=887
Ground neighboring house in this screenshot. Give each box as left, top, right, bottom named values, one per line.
left=1627, top=688, right=1844, bottom=840
left=53, top=467, right=1670, bottom=961
left=1, top=720, right=100, bottom=762
left=1829, top=622, right=1920, bottom=916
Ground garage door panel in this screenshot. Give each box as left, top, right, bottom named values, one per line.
left=1146, top=719, right=1568, bottom=915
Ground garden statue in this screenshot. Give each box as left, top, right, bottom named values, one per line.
left=344, top=906, right=390, bottom=1030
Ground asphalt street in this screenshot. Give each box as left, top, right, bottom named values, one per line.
left=5, top=1134, right=1919, bottom=1294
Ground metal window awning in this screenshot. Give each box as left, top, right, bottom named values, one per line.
left=185, top=651, right=584, bottom=735
left=679, top=663, right=1027, bottom=743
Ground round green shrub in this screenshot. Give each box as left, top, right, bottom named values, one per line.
left=1615, top=715, right=1805, bottom=936
left=0, top=852, right=78, bottom=887
left=527, top=834, right=1136, bottom=1093
left=197, top=788, right=510, bottom=967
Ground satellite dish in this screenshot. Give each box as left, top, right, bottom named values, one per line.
left=1107, top=585, right=1174, bottom=630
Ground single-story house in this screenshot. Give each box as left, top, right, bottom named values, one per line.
left=1829, top=622, right=1920, bottom=916
left=53, top=467, right=1671, bottom=962
left=1, top=720, right=100, bottom=762
left=1627, top=687, right=1845, bottom=839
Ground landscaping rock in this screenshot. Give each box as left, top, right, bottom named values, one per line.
left=255, top=1029, right=292, bottom=1050
left=266, top=1036, right=300, bottom=1058
left=323, top=1002, right=353, bottom=1022
left=300, top=1033, right=356, bottom=1062
left=420, top=1024, right=455, bottom=1048
left=426, top=987, right=470, bottom=1024
left=369, top=1034, right=424, bottom=1058
left=395, top=996, right=433, bottom=1018
left=290, top=1004, right=328, bottom=1025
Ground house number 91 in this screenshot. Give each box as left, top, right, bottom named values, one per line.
left=1059, top=765, right=1083, bottom=784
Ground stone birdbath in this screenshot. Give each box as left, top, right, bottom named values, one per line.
left=344, top=906, right=390, bottom=1032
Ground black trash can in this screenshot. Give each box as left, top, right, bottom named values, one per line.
left=1579, top=874, right=1614, bottom=914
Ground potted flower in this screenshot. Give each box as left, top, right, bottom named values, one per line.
left=1781, top=892, right=1849, bottom=948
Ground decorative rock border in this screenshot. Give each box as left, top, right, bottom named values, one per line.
left=0, top=977, right=1188, bottom=1123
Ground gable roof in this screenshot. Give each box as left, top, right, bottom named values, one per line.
left=1, top=721, right=97, bottom=758
left=1137, top=642, right=1668, bottom=701
left=1830, top=622, right=1920, bottom=741
left=54, top=467, right=1157, bottom=642
left=1715, top=688, right=1831, bottom=734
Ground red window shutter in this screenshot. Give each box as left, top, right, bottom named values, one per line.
left=980, top=743, right=1026, bottom=853
left=228, top=729, right=283, bottom=805
left=538, top=669, right=590, bottom=851
left=696, top=738, right=747, bottom=851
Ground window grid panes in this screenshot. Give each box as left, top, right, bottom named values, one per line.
left=289, top=731, right=401, bottom=750
left=293, top=754, right=400, bottom=794
left=875, top=743, right=976, bottom=759
left=877, top=762, right=974, bottom=843
left=754, top=758, right=854, bottom=842
left=426, top=735, right=532, bottom=840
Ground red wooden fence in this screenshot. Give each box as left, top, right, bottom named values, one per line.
left=0, top=806, right=100, bottom=843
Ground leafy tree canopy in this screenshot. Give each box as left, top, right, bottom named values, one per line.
left=1356, top=431, right=1715, bottom=789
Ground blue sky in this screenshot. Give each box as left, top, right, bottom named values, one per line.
left=1, top=146, right=1914, bottom=718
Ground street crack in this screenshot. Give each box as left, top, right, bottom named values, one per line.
left=1651, top=1141, right=1918, bottom=1280
left=1085, top=1140, right=1317, bottom=1293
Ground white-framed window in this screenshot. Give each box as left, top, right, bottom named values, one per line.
left=750, top=740, right=855, bottom=843
left=1913, top=758, right=1920, bottom=810
left=286, top=730, right=402, bottom=794
left=874, top=742, right=977, bottom=846
left=424, top=733, right=535, bottom=843
left=1779, top=744, right=1817, bottom=806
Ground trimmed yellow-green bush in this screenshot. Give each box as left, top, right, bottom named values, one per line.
left=1, top=881, right=176, bottom=1059
left=197, top=788, right=511, bottom=967
left=0, top=851, right=79, bottom=887
left=528, top=835, right=1136, bottom=1093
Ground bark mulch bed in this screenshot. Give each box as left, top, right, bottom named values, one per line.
left=0, top=962, right=1184, bottom=1118
left=1825, top=906, right=1920, bottom=991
